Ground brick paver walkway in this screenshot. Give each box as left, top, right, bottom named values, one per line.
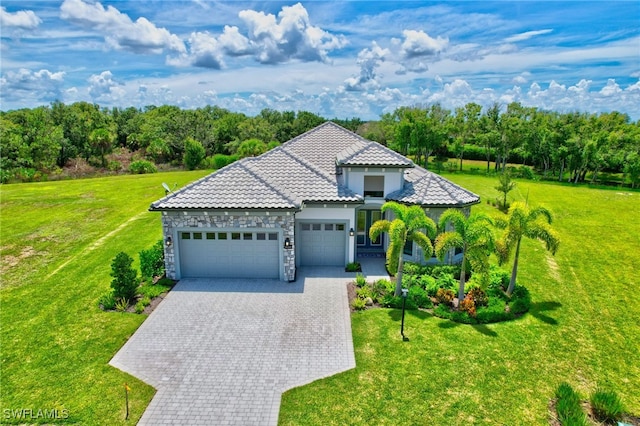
left=109, top=267, right=355, bottom=425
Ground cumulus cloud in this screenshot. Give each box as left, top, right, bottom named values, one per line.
left=505, top=29, right=553, bottom=43
left=394, top=30, right=448, bottom=74
left=87, top=71, right=126, bottom=101
left=342, top=42, right=390, bottom=91
left=238, top=3, right=347, bottom=64
left=1, top=6, right=42, bottom=30
left=174, top=3, right=346, bottom=69
left=60, top=0, right=186, bottom=55
left=0, top=68, right=65, bottom=102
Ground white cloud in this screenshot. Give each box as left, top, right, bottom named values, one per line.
left=0, top=68, right=65, bottom=102
left=218, top=25, right=252, bottom=56
left=400, top=30, right=448, bottom=59
left=237, top=2, right=347, bottom=65
left=87, top=71, right=125, bottom=102
left=0, top=6, right=41, bottom=30
left=599, top=79, right=622, bottom=96
left=60, top=0, right=186, bottom=55
left=504, top=29, right=553, bottom=43
left=342, top=42, right=390, bottom=91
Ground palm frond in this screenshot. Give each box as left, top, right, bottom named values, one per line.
left=369, top=219, right=391, bottom=241
left=411, top=231, right=434, bottom=259
left=434, top=231, right=463, bottom=261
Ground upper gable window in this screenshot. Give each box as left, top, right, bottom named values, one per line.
left=364, top=176, right=384, bottom=197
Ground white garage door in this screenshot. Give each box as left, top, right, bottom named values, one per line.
left=178, top=230, right=280, bottom=279
left=299, top=222, right=346, bottom=266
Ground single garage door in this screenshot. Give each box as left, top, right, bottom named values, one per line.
left=299, top=222, right=346, bottom=266
left=178, top=230, right=280, bottom=278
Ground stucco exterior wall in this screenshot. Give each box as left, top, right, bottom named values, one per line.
left=160, top=210, right=296, bottom=281
left=343, top=167, right=404, bottom=197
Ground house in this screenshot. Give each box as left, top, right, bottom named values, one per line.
left=150, top=122, right=480, bottom=281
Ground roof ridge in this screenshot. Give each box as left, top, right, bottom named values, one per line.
left=240, top=156, right=301, bottom=207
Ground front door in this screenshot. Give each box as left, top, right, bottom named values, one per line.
left=357, top=210, right=383, bottom=248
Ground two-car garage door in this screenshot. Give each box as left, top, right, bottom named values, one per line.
left=178, top=230, right=280, bottom=279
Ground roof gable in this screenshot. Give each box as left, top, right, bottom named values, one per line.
left=336, top=140, right=413, bottom=167
left=386, top=166, right=480, bottom=207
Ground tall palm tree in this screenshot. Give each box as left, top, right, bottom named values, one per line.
left=369, top=202, right=437, bottom=297
left=435, top=210, right=495, bottom=302
left=495, top=201, right=560, bottom=296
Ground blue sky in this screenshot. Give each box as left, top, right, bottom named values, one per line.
left=1, top=1, right=639, bottom=119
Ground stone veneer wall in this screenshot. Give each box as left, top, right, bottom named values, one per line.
left=160, top=211, right=296, bottom=281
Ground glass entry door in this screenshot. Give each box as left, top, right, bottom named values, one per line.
left=357, top=210, right=383, bottom=247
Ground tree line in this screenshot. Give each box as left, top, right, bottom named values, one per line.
left=1, top=101, right=639, bottom=187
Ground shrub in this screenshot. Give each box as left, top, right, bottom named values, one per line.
left=114, top=298, right=130, bottom=313
left=355, top=273, right=367, bottom=288
left=205, top=154, right=239, bottom=170
left=435, top=273, right=458, bottom=293
left=351, top=298, right=366, bottom=311
left=555, top=382, right=588, bottom=426
left=345, top=262, right=361, bottom=272
left=403, top=262, right=429, bottom=276
left=433, top=304, right=475, bottom=324
left=139, top=240, right=165, bottom=279
left=590, top=388, right=624, bottom=423
left=517, top=165, right=535, bottom=180
left=418, top=275, right=438, bottom=295
left=110, top=252, right=139, bottom=301
left=487, top=265, right=510, bottom=289
left=409, top=286, right=432, bottom=309
left=474, top=298, right=513, bottom=323
left=509, top=285, right=532, bottom=314
left=183, top=137, right=206, bottom=170
left=129, top=160, right=157, bottom=174
left=356, top=286, right=373, bottom=300
left=372, top=279, right=394, bottom=301
left=138, top=282, right=172, bottom=299
left=135, top=296, right=151, bottom=314
left=460, top=295, right=476, bottom=317
left=435, top=288, right=455, bottom=306
left=381, top=295, right=417, bottom=310
left=468, top=288, right=488, bottom=307
left=98, top=292, right=116, bottom=310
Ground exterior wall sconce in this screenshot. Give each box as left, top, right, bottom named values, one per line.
left=284, top=237, right=293, bottom=250
left=165, top=236, right=172, bottom=247
left=349, top=228, right=355, bottom=237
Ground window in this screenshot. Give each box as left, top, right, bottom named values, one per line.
left=193, top=232, right=202, bottom=240
left=336, top=224, right=345, bottom=231
left=364, top=176, right=384, bottom=197
left=302, top=223, right=310, bottom=231
left=257, top=233, right=266, bottom=240
left=231, top=233, right=241, bottom=240
left=403, top=239, right=413, bottom=256
left=206, top=233, right=215, bottom=240
left=312, top=223, right=321, bottom=231
left=218, top=233, right=227, bottom=240
left=243, top=233, right=253, bottom=240
left=325, top=224, right=334, bottom=231
left=268, top=233, right=278, bottom=240
left=181, top=232, right=191, bottom=239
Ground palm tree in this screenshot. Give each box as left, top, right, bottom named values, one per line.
left=435, top=210, right=495, bottom=302
left=495, top=201, right=560, bottom=296
left=369, top=202, right=437, bottom=297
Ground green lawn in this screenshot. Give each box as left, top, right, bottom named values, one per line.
left=0, top=171, right=208, bottom=424
left=279, top=175, right=640, bottom=425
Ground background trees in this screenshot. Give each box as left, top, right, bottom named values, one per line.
left=1, top=101, right=638, bottom=186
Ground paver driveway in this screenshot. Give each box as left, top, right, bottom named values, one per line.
left=109, top=267, right=355, bottom=425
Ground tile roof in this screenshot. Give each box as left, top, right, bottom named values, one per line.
left=150, top=121, right=479, bottom=211
left=386, top=166, right=480, bottom=207
left=336, top=140, right=413, bottom=167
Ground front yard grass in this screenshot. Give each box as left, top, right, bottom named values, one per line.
left=279, top=175, right=640, bottom=425
left=0, top=171, right=208, bottom=424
